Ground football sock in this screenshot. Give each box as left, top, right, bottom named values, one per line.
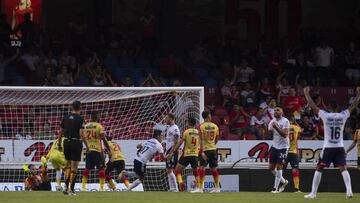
left=127, top=179, right=141, bottom=191
left=56, top=170, right=62, bottom=188
left=293, top=169, right=300, bottom=190
left=170, top=172, right=178, bottom=191
left=194, top=169, right=201, bottom=189
left=199, top=168, right=206, bottom=189
left=64, top=167, right=71, bottom=190
left=341, top=170, right=353, bottom=195
left=211, top=169, right=220, bottom=189
left=175, top=170, right=183, bottom=185
left=82, top=169, right=90, bottom=190
left=123, top=177, right=130, bottom=188
left=70, top=170, right=77, bottom=191
left=272, top=169, right=278, bottom=189
left=99, top=169, right=106, bottom=191
left=107, top=177, right=116, bottom=190
left=277, top=170, right=286, bottom=184
left=310, top=171, right=322, bottom=195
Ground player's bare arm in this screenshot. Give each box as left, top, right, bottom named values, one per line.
left=80, top=129, right=90, bottom=153
left=346, top=134, right=358, bottom=154
left=273, top=123, right=289, bottom=138
left=101, top=133, right=112, bottom=158
left=303, top=86, right=319, bottom=113
left=347, top=87, right=360, bottom=113
left=167, top=139, right=184, bottom=160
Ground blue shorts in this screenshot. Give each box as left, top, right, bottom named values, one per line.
left=269, top=147, right=287, bottom=165
left=134, top=159, right=146, bottom=178
left=165, top=148, right=178, bottom=169
left=319, top=147, right=346, bottom=168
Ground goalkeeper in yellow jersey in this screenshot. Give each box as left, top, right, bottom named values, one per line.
left=46, top=136, right=66, bottom=191
left=284, top=115, right=302, bottom=192
left=23, top=157, right=51, bottom=191
left=82, top=111, right=111, bottom=191
left=105, top=135, right=129, bottom=190
left=167, top=117, right=200, bottom=192
left=346, top=127, right=360, bottom=169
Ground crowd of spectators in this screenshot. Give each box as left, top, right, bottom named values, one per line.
left=1, top=4, right=360, bottom=141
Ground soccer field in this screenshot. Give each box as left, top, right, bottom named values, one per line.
left=0, top=192, right=356, bottom=203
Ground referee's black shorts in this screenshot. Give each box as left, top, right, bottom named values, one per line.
left=63, top=139, right=83, bottom=162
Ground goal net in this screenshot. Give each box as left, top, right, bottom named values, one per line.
left=0, top=86, right=204, bottom=191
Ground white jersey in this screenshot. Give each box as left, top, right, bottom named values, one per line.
left=268, top=117, right=290, bottom=149
left=135, top=138, right=164, bottom=164
left=165, top=124, right=181, bottom=151
left=318, top=109, right=350, bottom=148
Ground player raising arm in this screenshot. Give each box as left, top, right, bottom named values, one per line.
left=167, top=117, right=200, bottom=192
left=126, top=129, right=166, bottom=191
left=23, top=157, right=51, bottom=191
left=198, top=111, right=220, bottom=193
left=304, top=86, right=360, bottom=199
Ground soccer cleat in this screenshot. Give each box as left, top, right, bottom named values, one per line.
left=168, top=188, right=179, bottom=192
left=56, top=186, right=62, bottom=192
left=179, top=182, right=186, bottom=192
left=41, top=156, right=47, bottom=166
left=107, top=182, right=116, bottom=191
left=63, top=190, right=69, bottom=195
left=278, top=180, right=288, bottom=193
left=68, top=190, right=77, bottom=196
left=346, top=193, right=353, bottom=199
left=271, top=190, right=280, bottom=194
left=22, top=165, right=30, bottom=172
left=209, top=188, right=221, bottom=193
left=294, top=189, right=301, bottom=193
left=304, top=193, right=316, bottom=199
left=190, top=188, right=203, bottom=193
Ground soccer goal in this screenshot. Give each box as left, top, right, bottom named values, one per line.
left=0, top=86, right=204, bottom=191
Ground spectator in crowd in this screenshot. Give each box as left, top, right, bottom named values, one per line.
left=14, top=12, right=35, bottom=49
left=240, top=82, right=256, bottom=107
left=233, top=59, right=255, bottom=85
left=221, top=77, right=238, bottom=110
left=43, top=51, right=58, bottom=68
left=68, top=56, right=80, bottom=82
left=0, top=14, right=12, bottom=46
left=287, top=51, right=315, bottom=84
left=313, top=39, right=335, bottom=85
left=262, top=98, right=277, bottom=121
left=345, top=41, right=360, bottom=84
left=122, top=76, right=134, bottom=87
left=279, top=87, right=305, bottom=114
left=42, top=66, right=56, bottom=86
left=257, top=77, right=275, bottom=102
left=15, top=127, right=32, bottom=140
left=0, top=50, right=20, bottom=84
left=249, top=107, right=269, bottom=139
left=89, top=64, right=107, bottom=86
left=300, top=115, right=318, bottom=140
left=56, top=65, right=73, bottom=86
left=229, top=104, right=251, bottom=138
left=276, top=72, right=291, bottom=97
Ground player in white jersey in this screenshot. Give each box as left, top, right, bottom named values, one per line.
left=303, top=86, right=360, bottom=199
left=164, top=113, right=181, bottom=192
left=268, top=107, right=290, bottom=193
left=126, top=129, right=165, bottom=191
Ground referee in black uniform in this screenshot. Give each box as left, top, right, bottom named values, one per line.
left=58, top=101, right=89, bottom=195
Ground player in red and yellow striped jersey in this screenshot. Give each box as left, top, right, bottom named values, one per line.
left=105, top=136, right=129, bottom=190
left=284, top=115, right=302, bottom=192
left=198, top=111, right=220, bottom=193
left=346, top=128, right=360, bottom=169
left=82, top=112, right=110, bottom=191
left=168, top=117, right=200, bottom=192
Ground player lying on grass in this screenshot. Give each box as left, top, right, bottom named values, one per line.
left=167, top=117, right=200, bottom=192
left=303, top=86, right=359, bottom=199
left=23, top=156, right=51, bottom=191
left=46, top=136, right=66, bottom=191
left=105, top=135, right=129, bottom=190
left=126, top=129, right=166, bottom=191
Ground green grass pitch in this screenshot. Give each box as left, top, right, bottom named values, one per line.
left=0, top=192, right=357, bottom=203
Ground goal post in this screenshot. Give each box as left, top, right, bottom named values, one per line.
left=0, top=86, right=204, bottom=191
